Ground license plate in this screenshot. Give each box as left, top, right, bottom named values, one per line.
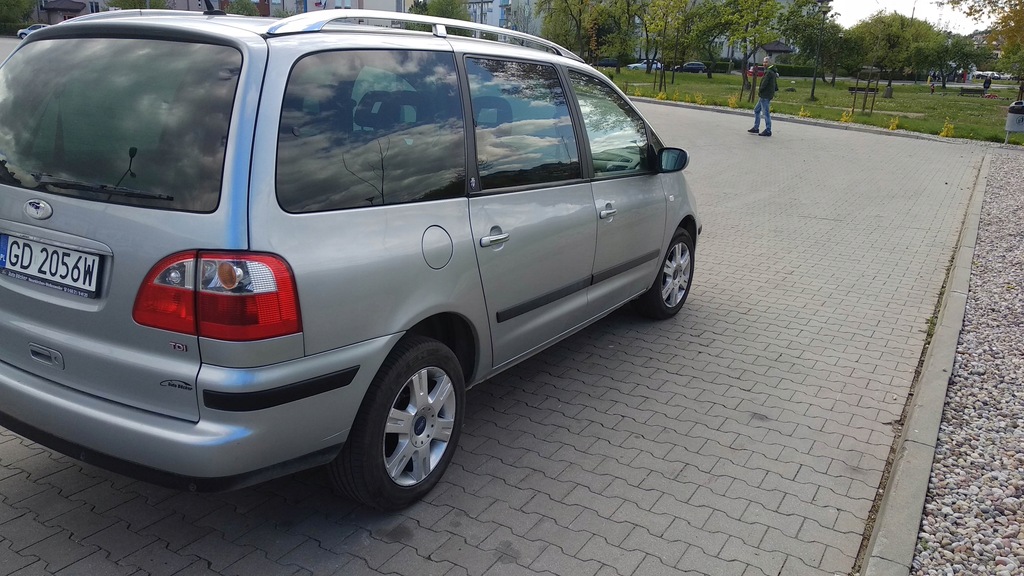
left=0, top=234, right=101, bottom=298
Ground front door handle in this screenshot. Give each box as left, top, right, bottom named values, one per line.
left=599, top=208, right=618, bottom=219
left=480, top=233, right=510, bottom=247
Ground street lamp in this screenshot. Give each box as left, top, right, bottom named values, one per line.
left=809, top=0, right=830, bottom=101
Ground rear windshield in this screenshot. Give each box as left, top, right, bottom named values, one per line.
left=0, top=38, right=241, bottom=212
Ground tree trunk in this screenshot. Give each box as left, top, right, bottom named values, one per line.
left=883, top=71, right=894, bottom=98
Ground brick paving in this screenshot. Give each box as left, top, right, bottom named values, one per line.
left=0, top=104, right=988, bottom=575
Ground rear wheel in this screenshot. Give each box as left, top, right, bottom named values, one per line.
left=634, top=228, right=695, bottom=319
left=329, top=335, right=464, bottom=510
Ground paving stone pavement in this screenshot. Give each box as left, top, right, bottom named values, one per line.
left=0, top=105, right=990, bottom=576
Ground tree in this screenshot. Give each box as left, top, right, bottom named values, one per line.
left=727, top=0, right=785, bottom=96
left=0, top=0, right=35, bottom=22
left=538, top=0, right=592, bottom=56
left=988, top=5, right=1024, bottom=98
left=594, top=0, right=644, bottom=71
left=941, top=0, right=1021, bottom=20
left=778, top=0, right=845, bottom=83
left=648, top=0, right=697, bottom=77
left=845, top=11, right=940, bottom=95
left=225, top=0, right=259, bottom=14
left=687, top=0, right=733, bottom=77
left=426, top=0, right=470, bottom=21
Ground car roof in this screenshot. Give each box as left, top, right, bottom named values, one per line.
left=58, top=9, right=583, bottom=63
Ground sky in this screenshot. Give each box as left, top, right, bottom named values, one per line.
left=827, top=0, right=993, bottom=35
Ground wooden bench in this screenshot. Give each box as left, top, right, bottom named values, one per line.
left=848, top=87, right=877, bottom=94
left=959, top=87, right=985, bottom=97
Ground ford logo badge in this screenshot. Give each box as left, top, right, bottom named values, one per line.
left=24, top=199, right=52, bottom=220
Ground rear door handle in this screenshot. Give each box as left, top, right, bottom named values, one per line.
left=29, top=343, right=64, bottom=370
left=480, top=233, right=510, bottom=247
left=599, top=208, right=617, bottom=219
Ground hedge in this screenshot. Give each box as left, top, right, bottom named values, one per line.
left=1, top=23, right=28, bottom=35
left=774, top=64, right=816, bottom=77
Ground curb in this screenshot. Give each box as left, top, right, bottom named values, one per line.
left=859, top=150, right=991, bottom=576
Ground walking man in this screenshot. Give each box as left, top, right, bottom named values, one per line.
left=748, top=56, right=779, bottom=137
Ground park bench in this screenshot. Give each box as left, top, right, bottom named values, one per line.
left=848, top=87, right=877, bottom=94
left=959, top=87, right=986, bottom=97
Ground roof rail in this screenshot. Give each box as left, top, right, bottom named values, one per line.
left=267, top=9, right=583, bottom=63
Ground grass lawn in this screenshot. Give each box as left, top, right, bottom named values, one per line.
left=602, top=68, right=1024, bottom=146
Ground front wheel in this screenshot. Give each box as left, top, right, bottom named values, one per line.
left=634, top=229, right=695, bottom=319
left=329, top=335, right=464, bottom=510
left=18, top=33, right=26, bottom=39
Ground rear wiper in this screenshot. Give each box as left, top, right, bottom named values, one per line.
left=31, top=173, right=174, bottom=201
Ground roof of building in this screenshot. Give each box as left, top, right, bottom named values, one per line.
left=42, top=0, right=85, bottom=11
left=761, top=40, right=794, bottom=54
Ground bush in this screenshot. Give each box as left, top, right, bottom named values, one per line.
left=774, top=64, right=816, bottom=77
left=712, top=61, right=731, bottom=74
left=1, top=23, right=27, bottom=36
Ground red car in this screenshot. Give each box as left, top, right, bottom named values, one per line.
left=746, top=65, right=765, bottom=77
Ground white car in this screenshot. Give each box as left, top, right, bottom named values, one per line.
left=17, top=24, right=48, bottom=39
left=627, top=60, right=662, bottom=71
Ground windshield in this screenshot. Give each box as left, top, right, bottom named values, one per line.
left=0, top=38, right=241, bottom=212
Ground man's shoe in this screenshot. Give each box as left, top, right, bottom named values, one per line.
left=759, top=130, right=772, bottom=137
left=747, top=127, right=759, bottom=133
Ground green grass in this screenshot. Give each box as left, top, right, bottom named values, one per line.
left=601, top=68, right=1024, bottom=145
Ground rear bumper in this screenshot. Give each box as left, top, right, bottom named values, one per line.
left=0, top=409, right=338, bottom=492
left=0, top=332, right=401, bottom=490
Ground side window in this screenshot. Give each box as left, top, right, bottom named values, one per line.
left=568, top=71, right=651, bottom=178
left=465, top=57, right=580, bottom=190
left=276, top=50, right=466, bottom=213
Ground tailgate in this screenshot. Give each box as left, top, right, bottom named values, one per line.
left=0, top=35, right=248, bottom=421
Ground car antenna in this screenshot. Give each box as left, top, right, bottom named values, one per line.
left=115, top=147, right=137, bottom=188
left=203, top=0, right=226, bottom=15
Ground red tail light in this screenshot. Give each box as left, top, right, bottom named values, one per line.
left=133, top=251, right=301, bottom=341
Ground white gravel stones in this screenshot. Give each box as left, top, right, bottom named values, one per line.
left=913, top=151, right=1024, bottom=576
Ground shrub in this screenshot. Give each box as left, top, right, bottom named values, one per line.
left=939, top=118, right=955, bottom=137
left=775, top=64, right=816, bottom=77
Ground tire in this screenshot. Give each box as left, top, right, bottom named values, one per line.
left=18, top=33, right=26, bottom=39
left=329, top=335, right=464, bottom=510
left=634, top=228, right=695, bottom=319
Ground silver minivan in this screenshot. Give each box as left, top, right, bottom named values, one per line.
left=0, top=9, right=700, bottom=510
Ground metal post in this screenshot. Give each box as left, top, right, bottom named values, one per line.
left=809, top=0, right=828, bottom=101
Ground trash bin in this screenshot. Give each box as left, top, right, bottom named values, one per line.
left=1007, top=101, right=1024, bottom=132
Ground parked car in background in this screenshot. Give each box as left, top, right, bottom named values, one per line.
left=672, top=61, right=707, bottom=73
left=627, top=59, right=662, bottom=70
left=595, top=57, right=619, bottom=67
left=746, top=65, right=765, bottom=77
left=0, top=9, right=700, bottom=512
left=16, top=24, right=48, bottom=39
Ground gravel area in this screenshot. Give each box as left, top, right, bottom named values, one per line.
left=913, top=151, right=1024, bottom=576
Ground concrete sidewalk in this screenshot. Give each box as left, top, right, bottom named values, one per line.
left=0, top=105, right=990, bottom=576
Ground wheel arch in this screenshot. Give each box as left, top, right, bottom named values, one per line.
left=678, top=215, right=698, bottom=249
left=405, top=313, right=478, bottom=385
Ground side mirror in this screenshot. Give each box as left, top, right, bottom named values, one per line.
left=659, top=147, right=689, bottom=173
